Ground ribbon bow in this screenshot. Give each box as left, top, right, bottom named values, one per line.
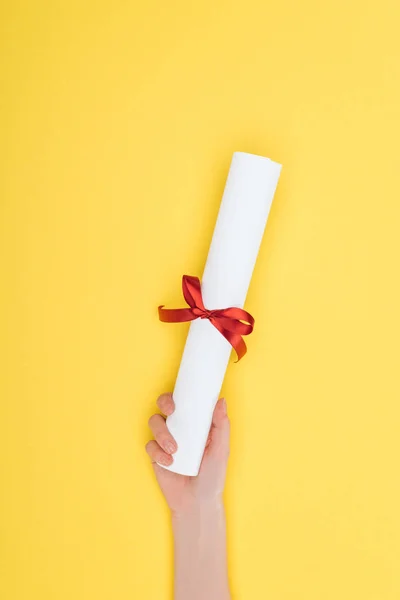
left=158, top=275, right=255, bottom=361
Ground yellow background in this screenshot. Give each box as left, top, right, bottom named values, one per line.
left=1, top=1, right=400, bottom=598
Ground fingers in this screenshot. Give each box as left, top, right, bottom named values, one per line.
left=145, top=393, right=177, bottom=467
left=148, top=413, right=177, bottom=455
left=145, top=440, right=173, bottom=467
left=156, top=392, right=175, bottom=416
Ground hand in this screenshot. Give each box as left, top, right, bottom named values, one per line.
left=146, top=393, right=232, bottom=600
left=145, top=393, right=230, bottom=515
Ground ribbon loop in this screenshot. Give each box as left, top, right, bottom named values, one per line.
left=158, top=275, right=255, bottom=361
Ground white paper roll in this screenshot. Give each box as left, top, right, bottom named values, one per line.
left=161, top=152, right=282, bottom=476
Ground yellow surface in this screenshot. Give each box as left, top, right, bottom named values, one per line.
left=1, top=1, right=400, bottom=598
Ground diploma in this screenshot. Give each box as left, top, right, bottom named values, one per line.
left=161, top=152, right=282, bottom=476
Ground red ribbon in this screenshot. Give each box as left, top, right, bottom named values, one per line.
left=158, top=275, right=255, bottom=361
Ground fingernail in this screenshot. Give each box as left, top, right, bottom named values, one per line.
left=164, top=440, right=177, bottom=454
left=159, top=454, right=172, bottom=466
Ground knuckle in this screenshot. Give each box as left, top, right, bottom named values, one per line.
left=157, top=392, right=168, bottom=404
left=148, top=414, right=157, bottom=428
left=163, top=400, right=172, bottom=412
left=158, top=392, right=173, bottom=410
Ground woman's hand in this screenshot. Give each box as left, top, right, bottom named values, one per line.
left=146, top=393, right=232, bottom=599
left=145, top=393, right=230, bottom=516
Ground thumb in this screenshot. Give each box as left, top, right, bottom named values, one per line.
left=208, top=398, right=230, bottom=459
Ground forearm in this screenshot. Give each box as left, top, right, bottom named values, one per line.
left=172, top=501, right=231, bottom=600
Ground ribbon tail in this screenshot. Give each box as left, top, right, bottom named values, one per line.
left=158, top=306, right=197, bottom=323
left=211, top=318, right=247, bottom=361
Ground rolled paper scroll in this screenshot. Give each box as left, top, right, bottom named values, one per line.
left=161, top=152, right=282, bottom=476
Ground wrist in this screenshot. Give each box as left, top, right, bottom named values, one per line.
left=171, top=496, right=224, bottom=522
left=172, top=497, right=230, bottom=600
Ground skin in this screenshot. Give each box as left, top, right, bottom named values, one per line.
left=146, top=393, right=231, bottom=600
